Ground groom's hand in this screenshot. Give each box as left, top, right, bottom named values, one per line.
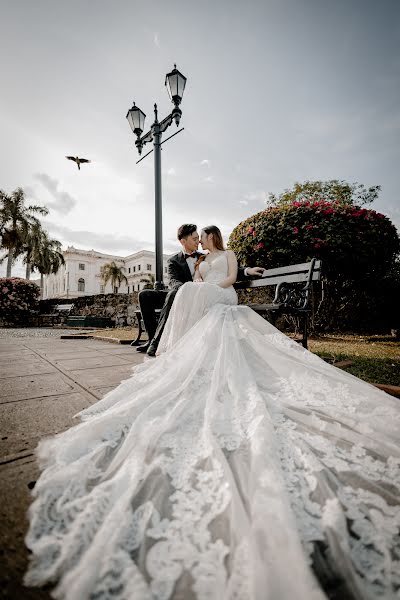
left=247, top=267, right=264, bottom=277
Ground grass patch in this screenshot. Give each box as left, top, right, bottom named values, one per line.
left=308, top=334, right=400, bottom=386
left=91, top=327, right=139, bottom=341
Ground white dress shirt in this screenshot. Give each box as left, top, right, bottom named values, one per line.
left=185, top=255, right=197, bottom=277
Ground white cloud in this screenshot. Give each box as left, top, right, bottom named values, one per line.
left=45, top=221, right=152, bottom=255
left=200, top=159, right=210, bottom=167
left=33, top=173, right=77, bottom=215
left=239, top=200, right=249, bottom=206
left=203, top=176, right=214, bottom=183
left=154, top=32, right=160, bottom=47
left=167, top=167, right=176, bottom=176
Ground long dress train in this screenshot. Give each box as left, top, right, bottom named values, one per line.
left=24, top=253, right=400, bottom=600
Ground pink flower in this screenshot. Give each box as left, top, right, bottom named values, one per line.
left=322, top=208, right=335, bottom=215
left=305, top=224, right=314, bottom=231
left=247, top=226, right=255, bottom=235
left=2, top=287, right=9, bottom=293
left=292, top=227, right=299, bottom=234
left=256, top=242, right=265, bottom=250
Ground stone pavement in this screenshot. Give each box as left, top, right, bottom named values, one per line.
left=0, top=333, right=145, bottom=600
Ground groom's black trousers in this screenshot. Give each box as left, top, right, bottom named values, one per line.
left=138, top=288, right=178, bottom=344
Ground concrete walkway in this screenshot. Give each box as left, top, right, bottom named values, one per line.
left=0, top=334, right=145, bottom=600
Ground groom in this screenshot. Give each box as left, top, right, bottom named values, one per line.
left=136, top=224, right=264, bottom=356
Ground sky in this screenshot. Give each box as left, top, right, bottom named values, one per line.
left=1, top=0, right=399, bottom=277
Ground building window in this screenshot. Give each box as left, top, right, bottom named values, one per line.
left=79, top=263, right=85, bottom=270
left=128, top=267, right=131, bottom=273
left=127, top=286, right=130, bottom=293
left=100, top=284, right=105, bottom=294
left=78, top=278, right=85, bottom=292
left=147, top=264, right=152, bottom=271
left=133, top=266, right=136, bottom=272
left=138, top=264, right=141, bottom=271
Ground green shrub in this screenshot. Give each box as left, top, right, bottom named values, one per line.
left=0, top=277, right=40, bottom=325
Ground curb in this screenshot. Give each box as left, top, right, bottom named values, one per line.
left=91, top=335, right=135, bottom=345
left=372, top=383, right=400, bottom=398
left=60, top=334, right=94, bottom=340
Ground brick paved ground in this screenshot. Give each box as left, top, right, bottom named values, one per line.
left=0, top=331, right=145, bottom=600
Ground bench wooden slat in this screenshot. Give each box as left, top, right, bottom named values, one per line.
left=249, top=303, right=309, bottom=313
left=256, top=260, right=321, bottom=278
left=245, top=270, right=321, bottom=288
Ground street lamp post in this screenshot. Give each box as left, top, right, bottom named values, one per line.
left=126, top=65, right=187, bottom=290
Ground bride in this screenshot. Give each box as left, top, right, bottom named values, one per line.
left=24, top=226, right=400, bottom=600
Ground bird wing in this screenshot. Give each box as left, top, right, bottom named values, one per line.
left=66, top=156, right=76, bottom=161
left=79, top=158, right=91, bottom=164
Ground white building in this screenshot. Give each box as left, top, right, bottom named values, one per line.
left=43, top=246, right=172, bottom=299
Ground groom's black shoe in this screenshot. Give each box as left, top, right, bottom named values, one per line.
left=146, top=340, right=158, bottom=357
left=135, top=342, right=150, bottom=353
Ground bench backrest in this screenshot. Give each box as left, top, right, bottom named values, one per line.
left=235, top=259, right=321, bottom=289
left=235, top=259, right=322, bottom=310
left=54, top=304, right=75, bottom=314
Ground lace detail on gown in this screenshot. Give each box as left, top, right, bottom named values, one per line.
left=24, top=258, right=400, bottom=599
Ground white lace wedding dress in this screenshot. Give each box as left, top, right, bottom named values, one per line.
left=25, top=252, right=400, bottom=600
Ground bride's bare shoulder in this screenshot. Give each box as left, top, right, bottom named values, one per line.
left=226, top=249, right=237, bottom=259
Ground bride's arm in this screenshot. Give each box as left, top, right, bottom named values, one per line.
left=193, top=267, right=203, bottom=282
left=218, top=250, right=238, bottom=288
left=193, top=255, right=206, bottom=282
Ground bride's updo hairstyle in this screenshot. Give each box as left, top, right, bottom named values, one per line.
left=202, top=225, right=225, bottom=251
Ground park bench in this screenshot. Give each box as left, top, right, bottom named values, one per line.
left=234, top=258, right=322, bottom=349
left=65, top=315, right=113, bottom=328
left=31, top=303, right=75, bottom=327
left=132, top=259, right=321, bottom=350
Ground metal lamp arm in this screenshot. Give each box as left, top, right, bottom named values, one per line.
left=158, top=113, right=174, bottom=133
left=138, top=111, right=174, bottom=148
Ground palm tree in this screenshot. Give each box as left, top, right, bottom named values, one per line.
left=31, top=232, right=65, bottom=297
left=0, top=188, right=48, bottom=277
left=23, top=219, right=46, bottom=280
left=100, top=261, right=128, bottom=294
left=140, top=273, right=155, bottom=290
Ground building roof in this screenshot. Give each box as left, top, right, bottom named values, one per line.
left=64, top=246, right=173, bottom=262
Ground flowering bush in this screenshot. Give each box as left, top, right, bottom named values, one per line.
left=229, top=199, right=399, bottom=277
left=0, top=278, right=40, bottom=325
left=229, top=200, right=400, bottom=331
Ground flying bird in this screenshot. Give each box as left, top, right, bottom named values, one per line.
left=65, top=156, right=91, bottom=170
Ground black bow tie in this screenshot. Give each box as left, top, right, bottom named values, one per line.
left=184, top=253, right=197, bottom=259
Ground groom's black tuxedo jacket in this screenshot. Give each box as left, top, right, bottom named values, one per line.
left=168, top=251, right=247, bottom=290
